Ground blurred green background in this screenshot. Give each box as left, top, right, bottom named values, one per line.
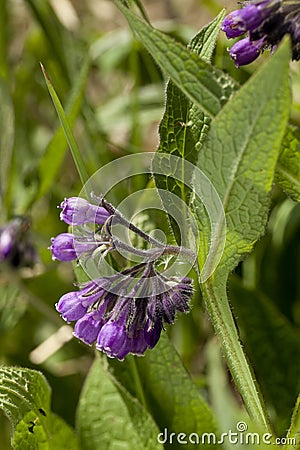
left=1, top=0, right=300, bottom=447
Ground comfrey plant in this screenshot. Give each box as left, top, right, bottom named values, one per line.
left=50, top=197, right=194, bottom=360
left=222, top=0, right=300, bottom=66
left=2, top=1, right=300, bottom=449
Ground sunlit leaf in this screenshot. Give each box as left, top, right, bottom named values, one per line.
left=0, top=366, right=78, bottom=449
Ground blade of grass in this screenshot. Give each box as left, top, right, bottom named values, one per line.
left=41, top=63, right=89, bottom=187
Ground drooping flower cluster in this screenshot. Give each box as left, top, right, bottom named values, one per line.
left=0, top=216, right=37, bottom=268
left=50, top=196, right=194, bottom=360
left=222, top=0, right=300, bottom=66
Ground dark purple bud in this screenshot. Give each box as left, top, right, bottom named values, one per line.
left=222, top=1, right=281, bottom=38
left=144, top=319, right=162, bottom=348
left=161, top=293, right=176, bottom=324
left=229, top=37, right=264, bottom=67
left=171, top=291, right=190, bottom=313
left=222, top=6, right=262, bottom=38
left=50, top=233, right=98, bottom=261
left=129, top=328, right=148, bottom=356
left=146, top=296, right=161, bottom=322
left=60, top=197, right=110, bottom=226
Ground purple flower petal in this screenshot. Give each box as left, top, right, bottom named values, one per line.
left=50, top=233, right=98, bottom=261
left=74, top=310, right=104, bottom=345
left=97, top=317, right=130, bottom=360
left=222, top=1, right=281, bottom=38
left=60, top=197, right=110, bottom=226
left=56, top=291, right=88, bottom=322
left=0, top=228, right=14, bottom=259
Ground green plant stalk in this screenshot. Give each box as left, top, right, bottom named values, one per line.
left=0, top=0, right=8, bottom=79
left=201, top=279, right=273, bottom=435
left=128, top=357, right=147, bottom=409
left=41, top=64, right=89, bottom=187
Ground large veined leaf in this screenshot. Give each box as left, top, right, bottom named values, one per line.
left=157, top=9, right=227, bottom=164
left=105, top=334, right=219, bottom=449
left=154, top=12, right=228, bottom=244
left=135, top=334, right=220, bottom=450
left=113, top=0, right=237, bottom=117
left=115, top=2, right=299, bottom=202
left=76, top=355, right=163, bottom=450
left=0, top=366, right=78, bottom=449
left=196, top=40, right=291, bottom=427
left=195, top=39, right=291, bottom=278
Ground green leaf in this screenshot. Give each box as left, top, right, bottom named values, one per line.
left=188, top=9, right=225, bottom=60
left=284, top=396, right=300, bottom=450
left=38, top=57, right=89, bottom=197
left=76, top=355, right=163, bottom=450
left=197, top=40, right=291, bottom=428
left=0, top=78, right=14, bottom=217
left=154, top=11, right=227, bottom=243
left=157, top=10, right=226, bottom=165
left=135, top=334, right=220, bottom=449
left=0, top=366, right=78, bottom=450
left=275, top=124, right=300, bottom=201
left=229, top=276, right=300, bottom=435
left=116, top=1, right=298, bottom=199
left=196, top=39, right=291, bottom=277
left=41, top=64, right=89, bottom=187
left=113, top=0, right=237, bottom=117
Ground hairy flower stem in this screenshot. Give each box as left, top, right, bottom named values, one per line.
left=101, top=198, right=170, bottom=248
left=112, top=236, right=195, bottom=264
left=202, top=279, right=273, bottom=435
left=101, top=198, right=196, bottom=264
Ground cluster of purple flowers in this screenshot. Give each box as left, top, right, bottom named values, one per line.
left=222, top=0, right=300, bottom=67
left=0, top=216, right=37, bottom=268
left=50, top=196, right=194, bottom=360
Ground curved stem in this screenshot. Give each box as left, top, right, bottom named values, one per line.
left=101, top=198, right=166, bottom=248
left=112, top=236, right=196, bottom=263
left=202, top=279, right=273, bottom=435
